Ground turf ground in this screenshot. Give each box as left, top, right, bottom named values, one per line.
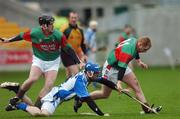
left=0, top=67, right=180, bottom=119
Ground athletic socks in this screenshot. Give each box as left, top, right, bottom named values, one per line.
left=34, top=98, right=42, bottom=109
left=16, top=102, right=28, bottom=111
left=16, top=89, right=26, bottom=99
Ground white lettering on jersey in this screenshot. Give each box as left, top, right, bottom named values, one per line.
left=117, top=38, right=131, bottom=48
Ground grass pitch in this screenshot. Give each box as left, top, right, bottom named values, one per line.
left=0, top=67, right=180, bottom=119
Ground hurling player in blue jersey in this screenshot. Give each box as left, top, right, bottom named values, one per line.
left=6, top=62, right=119, bottom=117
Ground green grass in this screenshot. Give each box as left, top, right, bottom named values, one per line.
left=0, top=67, right=180, bottom=119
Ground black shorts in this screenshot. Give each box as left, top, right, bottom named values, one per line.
left=61, top=50, right=77, bottom=67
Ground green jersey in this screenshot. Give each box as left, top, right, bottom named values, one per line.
left=20, top=26, right=67, bottom=61
left=107, top=37, right=139, bottom=68
left=115, top=32, right=129, bottom=47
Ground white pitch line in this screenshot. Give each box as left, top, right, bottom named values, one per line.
left=80, top=112, right=98, bottom=116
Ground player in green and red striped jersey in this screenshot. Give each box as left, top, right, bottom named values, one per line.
left=115, top=25, right=139, bottom=70
left=90, top=37, right=159, bottom=113
left=114, top=25, right=142, bottom=97
left=74, top=37, right=161, bottom=114
left=0, top=15, right=81, bottom=109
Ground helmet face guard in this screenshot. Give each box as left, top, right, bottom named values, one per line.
left=85, top=62, right=100, bottom=78
left=39, top=15, right=55, bottom=26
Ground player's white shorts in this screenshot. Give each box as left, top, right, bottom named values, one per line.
left=102, top=61, right=132, bottom=84
left=41, top=87, right=76, bottom=114
left=32, top=55, right=60, bottom=72
left=41, top=87, right=61, bottom=115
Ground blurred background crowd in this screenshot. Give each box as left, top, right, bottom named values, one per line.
left=0, top=0, right=180, bottom=71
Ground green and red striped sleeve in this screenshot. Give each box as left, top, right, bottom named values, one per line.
left=19, top=30, right=32, bottom=42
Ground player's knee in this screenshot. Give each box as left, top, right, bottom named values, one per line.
left=31, top=112, right=42, bottom=117
left=39, top=87, right=52, bottom=97
left=31, top=110, right=51, bottom=117
left=41, top=113, right=51, bottom=117
left=41, top=110, right=51, bottom=117
left=43, top=84, right=53, bottom=92
left=28, top=76, right=39, bottom=82
left=46, top=82, right=54, bottom=89
left=101, top=91, right=110, bottom=99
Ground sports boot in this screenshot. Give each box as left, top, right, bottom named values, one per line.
left=0, top=82, right=20, bottom=93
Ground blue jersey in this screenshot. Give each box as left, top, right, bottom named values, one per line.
left=58, top=71, right=90, bottom=99
left=41, top=71, right=90, bottom=103
left=39, top=70, right=117, bottom=114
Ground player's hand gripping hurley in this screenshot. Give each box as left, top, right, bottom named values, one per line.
left=0, top=37, right=5, bottom=42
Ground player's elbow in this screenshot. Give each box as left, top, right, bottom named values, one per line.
left=40, top=110, right=52, bottom=117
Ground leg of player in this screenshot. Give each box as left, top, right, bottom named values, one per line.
left=25, top=105, right=42, bottom=116
left=122, top=72, right=162, bottom=113
left=22, top=95, right=33, bottom=106
left=34, top=70, right=58, bottom=108
left=66, top=64, right=79, bottom=78
left=0, top=82, right=34, bottom=106
left=9, top=66, right=42, bottom=106
left=122, top=72, right=147, bottom=103
left=16, top=102, right=50, bottom=117
left=26, top=107, right=51, bottom=117
left=90, top=85, right=112, bottom=100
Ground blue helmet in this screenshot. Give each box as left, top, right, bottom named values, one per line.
left=85, top=62, right=100, bottom=73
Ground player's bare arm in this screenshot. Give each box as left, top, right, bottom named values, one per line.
left=136, top=59, right=148, bottom=69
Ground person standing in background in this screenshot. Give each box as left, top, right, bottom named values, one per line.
left=84, top=20, right=99, bottom=88
left=118, top=25, right=133, bottom=43
left=60, top=11, right=87, bottom=78
left=85, top=20, right=98, bottom=63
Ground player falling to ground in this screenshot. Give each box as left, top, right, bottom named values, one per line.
left=60, top=11, right=88, bottom=78
left=74, top=36, right=162, bottom=114
left=1, top=63, right=121, bottom=117
left=0, top=15, right=81, bottom=109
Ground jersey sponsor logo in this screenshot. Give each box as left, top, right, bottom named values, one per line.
left=40, top=44, right=56, bottom=51
left=33, top=41, right=60, bottom=52
left=117, top=39, right=130, bottom=48
left=40, top=43, right=59, bottom=51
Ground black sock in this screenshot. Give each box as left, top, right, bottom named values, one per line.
left=141, top=102, right=150, bottom=113
left=16, top=89, right=26, bottom=99
left=34, top=98, right=42, bottom=109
